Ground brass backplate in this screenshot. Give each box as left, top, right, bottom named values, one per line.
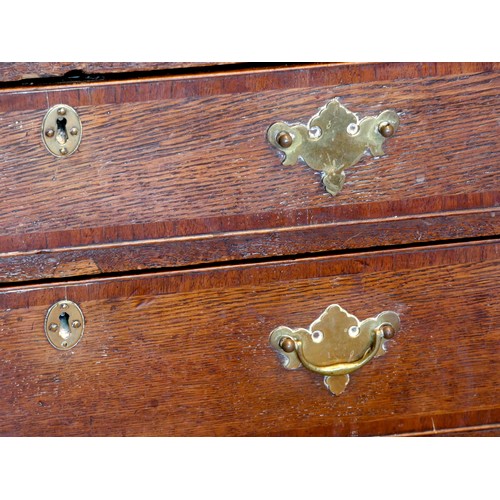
left=41, top=104, right=82, bottom=157
left=267, top=98, right=399, bottom=196
left=270, top=304, right=400, bottom=395
left=44, top=300, right=85, bottom=350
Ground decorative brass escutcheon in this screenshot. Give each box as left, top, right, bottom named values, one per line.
left=270, top=304, right=400, bottom=395
left=41, top=104, right=82, bottom=157
left=44, top=300, right=85, bottom=350
left=267, top=98, right=399, bottom=196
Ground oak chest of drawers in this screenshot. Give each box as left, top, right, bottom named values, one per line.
left=0, top=62, right=498, bottom=436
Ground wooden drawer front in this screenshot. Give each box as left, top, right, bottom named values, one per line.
left=0, top=240, right=498, bottom=436
left=0, top=62, right=232, bottom=82
left=0, top=63, right=498, bottom=281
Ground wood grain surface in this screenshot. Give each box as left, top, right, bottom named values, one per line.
left=1, top=209, right=498, bottom=283
left=0, top=62, right=498, bottom=280
left=0, top=240, right=498, bottom=436
left=395, top=424, right=500, bottom=436
left=0, top=62, right=234, bottom=82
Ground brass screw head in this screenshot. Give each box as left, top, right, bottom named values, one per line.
left=280, top=337, right=296, bottom=353
left=45, top=129, right=55, bottom=138
left=276, top=131, right=293, bottom=148
left=71, top=320, right=81, bottom=329
left=57, top=107, right=67, bottom=116
left=70, top=127, right=78, bottom=136
left=379, top=122, right=395, bottom=138
left=381, top=324, right=395, bottom=339
left=49, top=323, right=59, bottom=332
left=59, top=147, right=68, bottom=155
left=60, top=303, right=69, bottom=310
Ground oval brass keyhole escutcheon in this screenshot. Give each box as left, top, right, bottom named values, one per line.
left=41, top=104, right=82, bottom=157
left=44, top=300, right=85, bottom=350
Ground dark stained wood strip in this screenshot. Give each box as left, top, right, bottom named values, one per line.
left=0, top=240, right=498, bottom=436
left=0, top=192, right=497, bottom=255
left=393, top=423, right=500, bottom=437
left=0, top=63, right=497, bottom=110
left=0, top=62, right=236, bottom=82
left=1, top=208, right=498, bottom=282
left=268, top=409, right=500, bottom=436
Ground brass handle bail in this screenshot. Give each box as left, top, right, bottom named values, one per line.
left=270, top=305, right=400, bottom=395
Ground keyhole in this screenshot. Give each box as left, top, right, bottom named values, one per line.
left=56, top=117, right=68, bottom=145
left=59, top=312, right=71, bottom=340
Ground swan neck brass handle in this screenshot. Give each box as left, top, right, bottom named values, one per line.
left=270, top=305, right=400, bottom=395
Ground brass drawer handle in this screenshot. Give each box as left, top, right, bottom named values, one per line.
left=267, top=98, right=399, bottom=196
left=270, top=304, right=400, bottom=395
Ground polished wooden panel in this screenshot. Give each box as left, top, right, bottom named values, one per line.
left=0, top=240, right=498, bottom=436
left=0, top=63, right=497, bottom=280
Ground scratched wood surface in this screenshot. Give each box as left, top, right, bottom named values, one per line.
left=0, top=240, right=498, bottom=436
left=396, top=425, right=500, bottom=437
left=0, top=62, right=498, bottom=281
